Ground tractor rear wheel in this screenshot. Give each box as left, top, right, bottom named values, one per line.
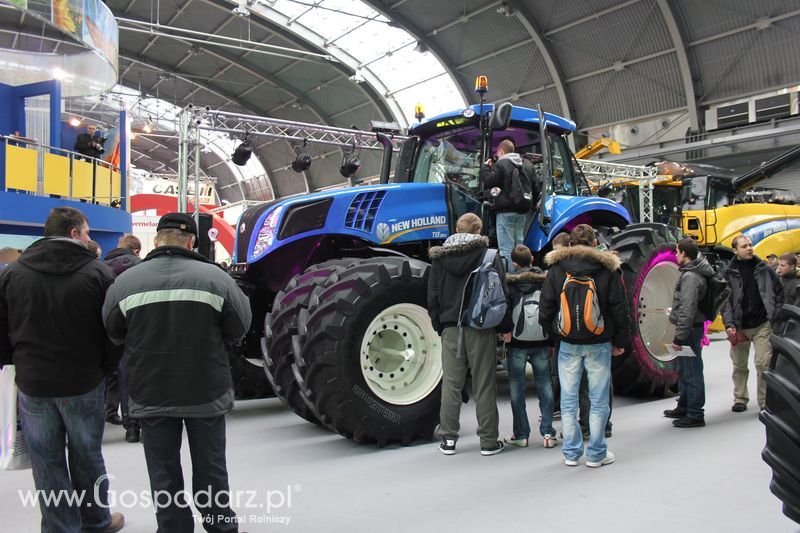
left=294, top=257, right=443, bottom=446
left=761, top=305, right=800, bottom=525
left=262, top=260, right=354, bottom=424
left=609, top=223, right=681, bottom=397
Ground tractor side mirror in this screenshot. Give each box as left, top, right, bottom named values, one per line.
left=489, top=102, right=512, bottom=131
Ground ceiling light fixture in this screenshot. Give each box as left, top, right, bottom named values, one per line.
left=69, top=117, right=82, bottom=127
left=232, top=133, right=254, bottom=166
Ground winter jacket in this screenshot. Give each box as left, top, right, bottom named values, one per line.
left=0, top=238, right=119, bottom=397
left=780, top=271, right=800, bottom=307
left=506, top=267, right=551, bottom=348
left=427, top=234, right=512, bottom=335
left=539, top=245, right=631, bottom=348
left=669, top=256, right=714, bottom=345
left=103, top=247, right=142, bottom=276
left=721, top=256, right=783, bottom=330
left=102, top=246, right=252, bottom=418
left=480, top=153, right=530, bottom=213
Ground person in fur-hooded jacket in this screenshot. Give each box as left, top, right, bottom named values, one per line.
left=427, top=213, right=511, bottom=457
left=538, top=224, right=630, bottom=468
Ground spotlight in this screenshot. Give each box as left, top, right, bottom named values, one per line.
left=142, top=121, right=152, bottom=134
left=339, top=152, right=360, bottom=178
left=232, top=139, right=253, bottom=166
left=70, top=117, right=82, bottom=127
left=291, top=152, right=312, bottom=173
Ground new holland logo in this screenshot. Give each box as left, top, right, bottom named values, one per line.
left=375, top=223, right=391, bottom=242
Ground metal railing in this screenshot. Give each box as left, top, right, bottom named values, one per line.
left=1, top=135, right=123, bottom=206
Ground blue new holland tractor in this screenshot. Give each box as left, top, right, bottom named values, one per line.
left=229, top=101, right=682, bottom=445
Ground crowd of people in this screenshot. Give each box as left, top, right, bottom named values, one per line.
left=0, top=207, right=250, bottom=533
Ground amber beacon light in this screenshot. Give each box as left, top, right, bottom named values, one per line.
left=475, top=75, right=489, bottom=95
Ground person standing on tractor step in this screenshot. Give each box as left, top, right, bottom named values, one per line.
left=428, top=212, right=511, bottom=456
left=103, top=213, right=252, bottom=533
left=539, top=224, right=630, bottom=468
left=721, top=235, right=783, bottom=412
left=480, top=139, right=533, bottom=272
left=502, top=244, right=558, bottom=449
left=664, top=238, right=714, bottom=428
left=103, top=234, right=144, bottom=444
left=0, top=207, right=125, bottom=532
left=777, top=253, right=799, bottom=307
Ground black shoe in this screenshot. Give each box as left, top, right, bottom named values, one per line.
left=480, top=441, right=505, bottom=456
left=125, top=425, right=140, bottom=443
left=731, top=402, right=747, bottom=413
left=438, top=437, right=456, bottom=456
left=106, top=415, right=123, bottom=425
left=663, top=407, right=687, bottom=419
left=673, top=416, right=705, bottom=428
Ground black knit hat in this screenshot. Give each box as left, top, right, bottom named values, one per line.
left=156, top=212, right=197, bottom=237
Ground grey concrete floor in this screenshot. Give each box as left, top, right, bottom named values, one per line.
left=1, top=334, right=798, bottom=532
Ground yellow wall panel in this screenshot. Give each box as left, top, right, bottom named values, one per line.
left=72, top=160, right=94, bottom=201
left=5, top=145, right=38, bottom=192
left=95, top=166, right=111, bottom=206
left=111, top=170, right=121, bottom=204
left=43, top=153, right=70, bottom=197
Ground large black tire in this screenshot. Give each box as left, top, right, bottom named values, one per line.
left=294, top=257, right=442, bottom=446
left=760, top=305, right=800, bottom=524
left=262, top=260, right=354, bottom=423
left=229, top=345, right=273, bottom=399
left=609, top=223, right=680, bottom=397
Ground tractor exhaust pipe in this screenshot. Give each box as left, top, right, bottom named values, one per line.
left=732, top=145, right=800, bottom=192
left=377, top=133, right=393, bottom=184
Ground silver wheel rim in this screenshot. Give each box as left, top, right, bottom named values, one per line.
left=360, top=303, right=443, bottom=405
left=638, top=258, right=681, bottom=362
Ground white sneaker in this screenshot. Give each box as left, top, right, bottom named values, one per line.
left=543, top=433, right=559, bottom=448
left=563, top=456, right=579, bottom=467
left=504, top=435, right=529, bottom=447
left=586, top=451, right=615, bottom=468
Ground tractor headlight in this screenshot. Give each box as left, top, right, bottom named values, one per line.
left=252, top=205, right=284, bottom=259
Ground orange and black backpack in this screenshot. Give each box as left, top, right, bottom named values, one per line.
left=557, top=272, right=605, bottom=341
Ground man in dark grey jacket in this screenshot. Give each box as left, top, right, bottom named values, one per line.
left=103, top=213, right=252, bottom=533
left=664, top=238, right=714, bottom=428
left=721, top=235, right=783, bottom=412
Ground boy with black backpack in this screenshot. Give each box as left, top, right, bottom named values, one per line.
left=428, top=213, right=512, bottom=456
left=502, top=245, right=558, bottom=449
left=539, top=224, right=630, bottom=468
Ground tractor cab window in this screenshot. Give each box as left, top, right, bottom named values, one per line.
left=681, top=176, right=707, bottom=211
left=412, top=136, right=481, bottom=193
left=549, top=135, right=591, bottom=197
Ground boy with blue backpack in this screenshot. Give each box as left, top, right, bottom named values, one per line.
left=502, top=245, right=558, bottom=449
left=428, top=213, right=512, bottom=456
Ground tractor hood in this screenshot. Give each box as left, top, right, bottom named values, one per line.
left=233, top=183, right=450, bottom=264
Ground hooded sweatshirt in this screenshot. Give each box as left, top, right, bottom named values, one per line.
left=480, top=152, right=530, bottom=213
left=669, top=256, right=715, bottom=345
left=539, top=245, right=631, bottom=347
left=427, top=234, right=512, bottom=335
left=506, top=267, right=550, bottom=348
left=103, top=247, right=142, bottom=276
left=0, top=238, right=118, bottom=396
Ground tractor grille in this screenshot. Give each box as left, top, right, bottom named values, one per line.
left=344, top=190, right=386, bottom=233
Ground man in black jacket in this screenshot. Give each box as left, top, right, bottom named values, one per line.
left=721, top=235, right=783, bottom=412
left=664, top=238, right=715, bottom=428
left=479, top=139, right=532, bottom=271
left=428, top=213, right=511, bottom=456
left=74, top=124, right=104, bottom=160
left=539, top=224, right=630, bottom=468
left=103, top=213, right=251, bottom=533
left=0, top=207, right=124, bottom=532
left=102, top=234, right=143, bottom=442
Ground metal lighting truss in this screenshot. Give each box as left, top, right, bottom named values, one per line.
left=176, top=106, right=408, bottom=220
left=576, top=158, right=659, bottom=223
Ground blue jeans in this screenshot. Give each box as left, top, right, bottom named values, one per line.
left=506, top=346, right=555, bottom=438
left=496, top=212, right=526, bottom=272
left=139, top=416, right=237, bottom=533
left=676, top=325, right=706, bottom=419
left=559, top=341, right=611, bottom=463
left=17, top=382, right=112, bottom=533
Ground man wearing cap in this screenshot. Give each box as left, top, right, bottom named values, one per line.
left=103, top=213, right=252, bottom=533
left=766, top=253, right=779, bottom=272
